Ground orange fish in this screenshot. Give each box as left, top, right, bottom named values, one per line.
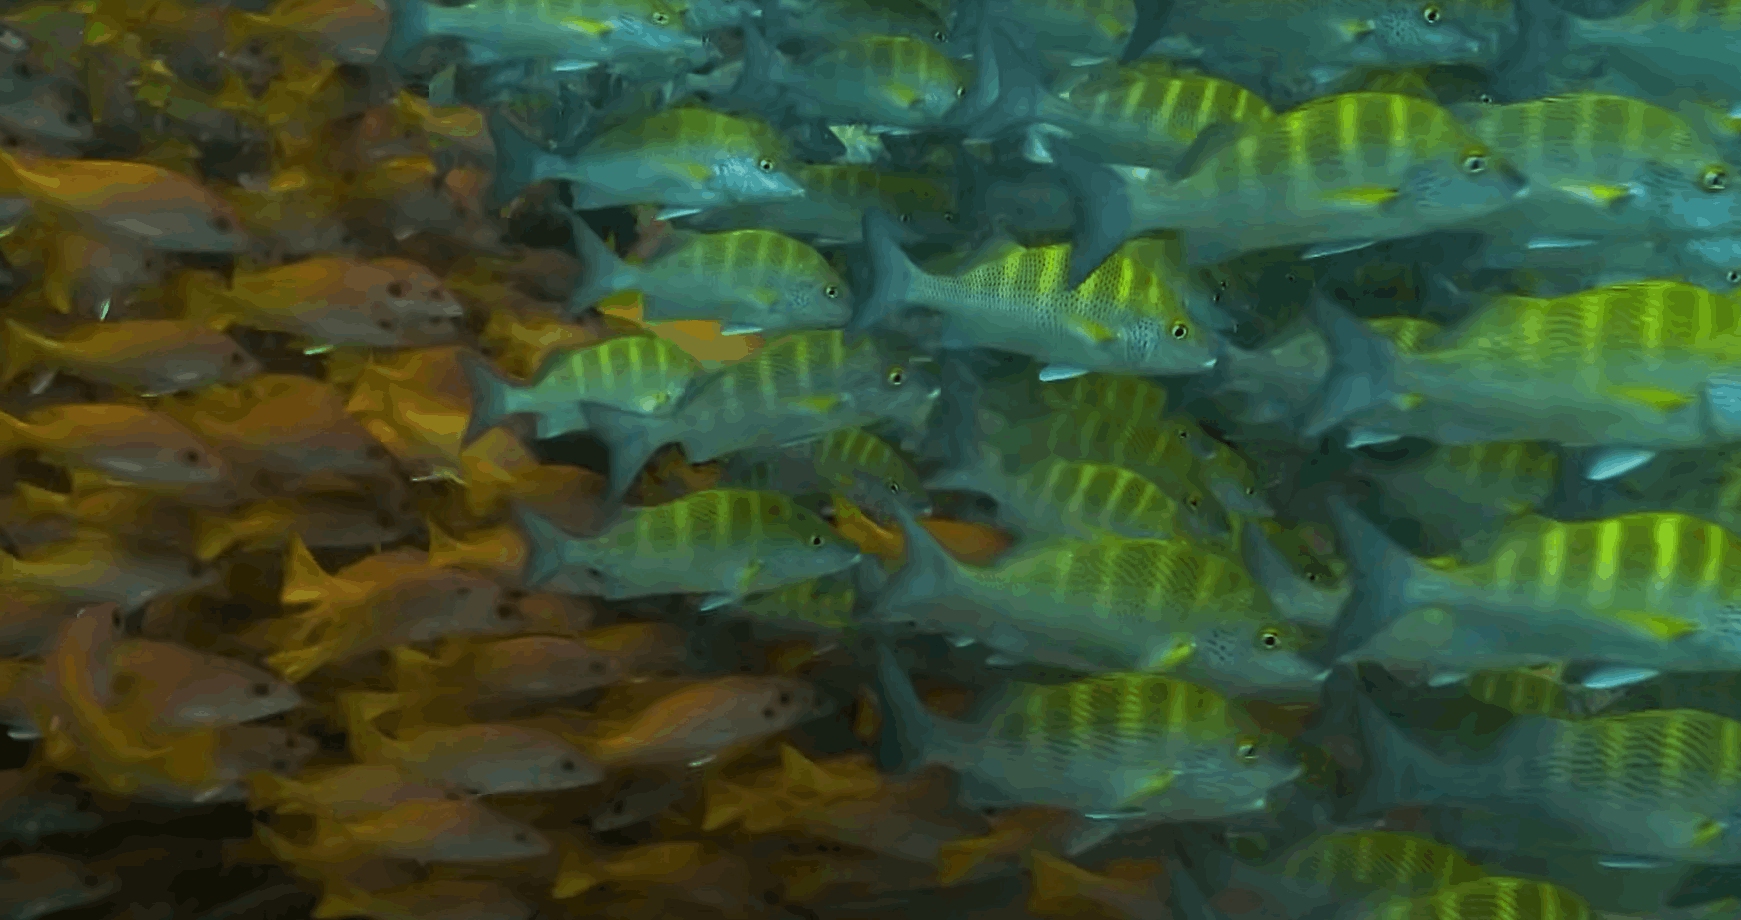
left=0, top=404, right=228, bottom=486
left=0, top=148, right=248, bottom=252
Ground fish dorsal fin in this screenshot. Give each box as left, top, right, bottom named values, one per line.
left=13, top=482, right=70, bottom=516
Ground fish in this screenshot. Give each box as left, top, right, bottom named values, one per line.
left=856, top=209, right=1222, bottom=381
left=388, top=634, right=630, bottom=704
left=580, top=674, right=831, bottom=768
left=226, top=0, right=392, bottom=64
left=0, top=771, right=102, bottom=844
left=1357, top=692, right=1741, bottom=862
left=458, top=333, right=704, bottom=443
left=343, top=690, right=604, bottom=794
left=1360, top=876, right=1595, bottom=920
left=175, top=257, right=466, bottom=349
left=311, top=878, right=536, bottom=920
left=1, top=319, right=260, bottom=396
left=582, top=329, right=941, bottom=503
left=382, top=0, right=703, bottom=70
left=0, top=854, right=118, bottom=920
left=872, top=638, right=1300, bottom=817
left=257, top=798, right=550, bottom=865
left=487, top=106, right=805, bottom=214
left=868, top=502, right=1328, bottom=697
left=1053, top=92, right=1529, bottom=281
left=673, top=163, right=960, bottom=246
left=190, top=492, right=418, bottom=561
left=734, top=26, right=967, bottom=134
left=568, top=216, right=852, bottom=337
left=0, top=149, right=249, bottom=252
left=106, top=638, right=301, bottom=732
left=514, top=489, right=863, bottom=605
left=0, top=405, right=228, bottom=487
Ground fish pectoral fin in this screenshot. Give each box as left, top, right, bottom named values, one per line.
left=559, top=16, right=614, bottom=36
left=1140, top=636, right=1195, bottom=670
left=1552, top=181, right=1634, bottom=210
left=885, top=83, right=921, bottom=108
left=1322, top=186, right=1400, bottom=211
left=795, top=393, right=845, bottom=413
left=1038, top=364, right=1091, bottom=382
left=1337, top=18, right=1376, bottom=40
left=659, top=159, right=713, bottom=182
left=720, top=323, right=763, bottom=336
left=1606, top=610, right=1700, bottom=640
left=1607, top=385, right=1692, bottom=412
left=1066, top=317, right=1118, bottom=345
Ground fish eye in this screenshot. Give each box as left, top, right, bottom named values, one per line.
left=825, top=284, right=840, bottom=298
left=809, top=535, right=825, bottom=546
left=495, top=604, right=518, bottom=619
left=652, top=10, right=669, bottom=23
left=757, top=157, right=775, bottom=172
left=178, top=449, right=203, bottom=466
left=1462, top=154, right=1487, bottom=174
left=82, top=875, right=102, bottom=888
left=1259, top=628, right=1283, bottom=649
left=455, top=586, right=472, bottom=600
left=251, top=682, right=273, bottom=697
left=1305, top=571, right=1320, bottom=582
left=942, top=211, right=958, bottom=223
left=1176, top=428, right=1190, bottom=441
left=612, top=799, right=627, bottom=813
left=211, top=214, right=234, bottom=233
left=1171, top=322, right=1190, bottom=339
left=1186, top=494, right=1202, bottom=509
left=1478, top=93, right=1494, bottom=104
left=887, top=479, right=902, bottom=494
left=1705, top=167, right=1728, bottom=191
left=589, top=660, right=606, bottom=673
left=899, top=213, right=913, bottom=223
left=887, top=367, right=906, bottom=385
left=1237, top=739, right=1259, bottom=763
left=375, top=511, right=397, bottom=528
left=1246, top=486, right=1257, bottom=495
left=1422, top=4, right=1441, bottom=22
left=376, top=317, right=396, bottom=331
left=934, top=30, right=946, bottom=40
left=761, top=707, right=777, bottom=719
left=387, top=281, right=407, bottom=297
left=1729, top=270, right=1741, bottom=284
left=270, top=759, right=288, bottom=770
left=11, top=62, right=28, bottom=79
left=956, top=85, right=965, bottom=97
left=512, top=832, right=530, bottom=843
left=560, top=758, right=577, bottom=772
left=778, top=691, right=792, bottom=704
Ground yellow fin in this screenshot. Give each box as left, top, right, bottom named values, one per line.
left=796, top=393, right=844, bottom=413
left=1068, top=317, right=1118, bottom=345
left=279, top=535, right=332, bottom=607
left=885, top=82, right=920, bottom=108
left=662, top=158, right=713, bottom=182
left=1607, top=610, right=1700, bottom=640
left=559, top=16, right=613, bottom=36
left=1323, top=186, right=1398, bottom=209
left=1553, top=181, right=1633, bottom=209
left=1338, top=18, right=1375, bottom=39
left=1608, top=384, right=1691, bottom=412
left=1028, top=852, right=1100, bottom=915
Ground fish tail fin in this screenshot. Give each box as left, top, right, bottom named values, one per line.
left=565, top=213, right=636, bottom=315
left=509, top=501, right=584, bottom=588
left=921, top=357, right=1000, bottom=494
left=849, top=209, right=918, bottom=336
left=870, top=637, right=939, bottom=774
left=0, top=318, right=42, bottom=388
left=862, top=501, right=963, bottom=633
left=1351, top=691, right=1459, bottom=818
left=255, top=824, right=316, bottom=869
left=0, top=410, right=28, bottom=454
left=1048, top=140, right=1135, bottom=287
left=379, top=0, right=430, bottom=67
left=1323, top=496, right=1421, bottom=659
left=337, top=691, right=407, bottom=764
left=0, top=148, right=27, bottom=196
left=1301, top=292, right=1401, bottom=438
left=730, top=20, right=788, bottom=111
left=953, top=20, right=1052, bottom=143
left=586, top=405, right=670, bottom=507
left=191, top=511, right=242, bottom=563
left=244, top=771, right=317, bottom=815
left=485, top=110, right=546, bottom=212
left=384, top=643, right=440, bottom=695
left=174, top=270, right=240, bottom=330
left=457, top=348, right=517, bottom=446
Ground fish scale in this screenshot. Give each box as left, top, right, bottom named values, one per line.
left=1004, top=458, right=1184, bottom=539
left=1388, top=877, right=1593, bottom=920
left=1443, top=282, right=1741, bottom=364
left=1525, top=710, right=1741, bottom=805
left=985, top=673, right=1243, bottom=761
left=1000, top=409, right=1211, bottom=508
left=1279, top=831, right=1486, bottom=894
left=1054, top=70, right=1275, bottom=165
left=1467, top=515, right=1736, bottom=613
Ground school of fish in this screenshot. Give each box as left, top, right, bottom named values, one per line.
left=3, top=0, right=1741, bottom=917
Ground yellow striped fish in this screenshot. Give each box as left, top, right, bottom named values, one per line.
left=458, top=334, right=703, bottom=443
left=870, top=502, right=1328, bottom=697
left=1306, top=281, right=1741, bottom=453
left=586, top=329, right=941, bottom=503
left=489, top=106, right=804, bottom=213
left=719, top=426, right=930, bottom=519
left=1331, top=498, right=1741, bottom=682
left=1056, top=92, right=1526, bottom=280
left=1454, top=93, right=1739, bottom=234
left=1360, top=693, right=1741, bottom=861
left=568, top=218, right=850, bottom=336
left=1463, top=667, right=1615, bottom=719
left=856, top=212, right=1221, bottom=381
left=679, top=164, right=958, bottom=245
left=732, top=573, right=860, bottom=641
left=740, top=29, right=966, bottom=133
left=872, top=639, right=1299, bottom=817
left=1183, top=829, right=1486, bottom=919
left=1371, top=877, right=1592, bottom=920
left=1355, top=441, right=1560, bottom=555
left=513, top=489, right=863, bottom=604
